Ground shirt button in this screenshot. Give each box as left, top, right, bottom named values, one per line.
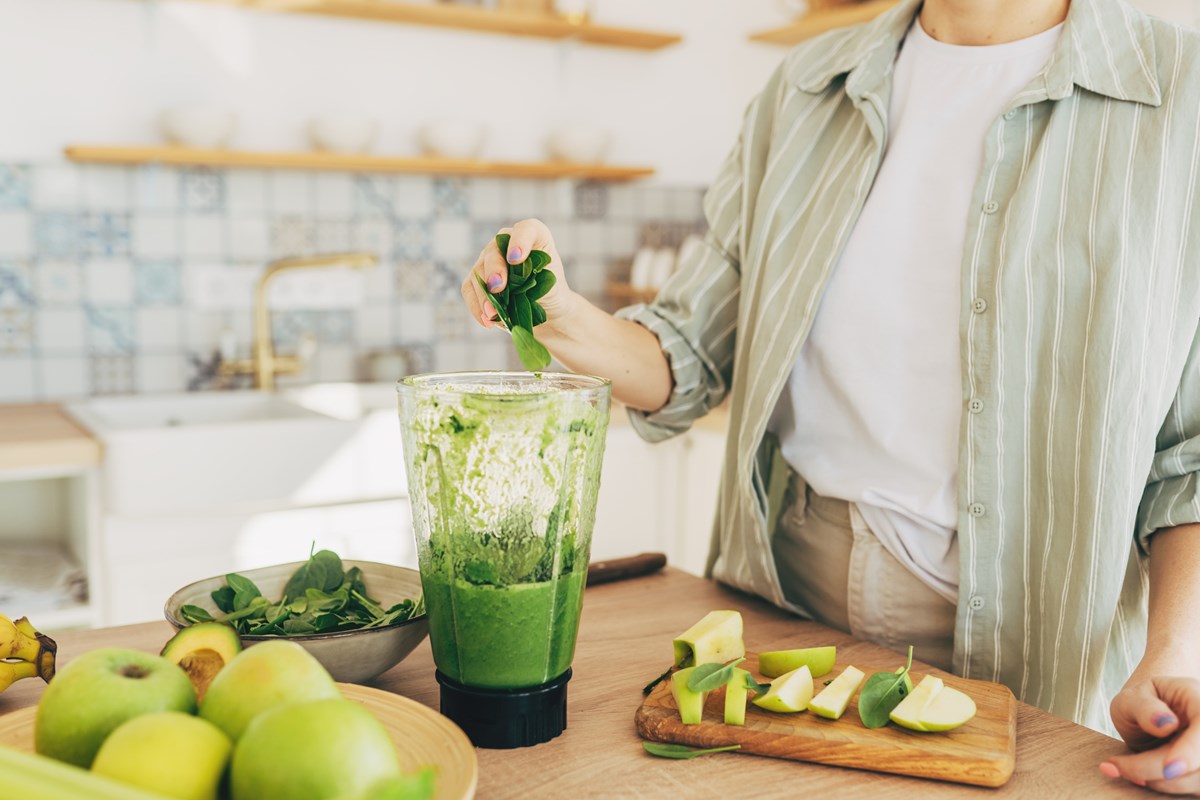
left=1004, top=109, right=1017, bottom=120
left=969, top=502, right=985, bottom=517
left=972, top=298, right=988, bottom=313
left=969, top=398, right=984, bottom=413
left=983, top=200, right=1000, bottom=214
left=969, top=596, right=985, bottom=610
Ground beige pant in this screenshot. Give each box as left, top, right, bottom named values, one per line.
left=771, top=472, right=957, bottom=671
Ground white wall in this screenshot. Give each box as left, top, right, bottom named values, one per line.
left=0, top=0, right=787, bottom=185
left=2, top=0, right=1194, bottom=187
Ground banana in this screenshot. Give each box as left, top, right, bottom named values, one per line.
left=0, top=659, right=38, bottom=693
left=0, top=615, right=57, bottom=683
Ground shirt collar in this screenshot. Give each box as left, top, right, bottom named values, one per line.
left=788, top=0, right=1162, bottom=108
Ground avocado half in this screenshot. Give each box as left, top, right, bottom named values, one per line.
left=161, top=622, right=243, bottom=702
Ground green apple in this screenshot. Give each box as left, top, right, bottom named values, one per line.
left=200, top=640, right=339, bottom=741
left=724, top=668, right=750, bottom=725
left=890, top=675, right=976, bottom=732
left=92, top=712, right=231, bottom=800
left=808, top=664, right=865, bottom=720
left=673, top=611, right=744, bottom=668
left=355, top=768, right=437, bottom=800
left=35, top=647, right=197, bottom=768
left=758, top=646, right=836, bottom=679
left=751, top=664, right=813, bottom=713
left=231, top=698, right=400, bottom=800
left=670, top=666, right=708, bottom=725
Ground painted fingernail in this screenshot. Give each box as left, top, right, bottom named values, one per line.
left=507, top=246, right=523, bottom=263
left=1164, top=759, right=1188, bottom=780
left=1099, top=762, right=1120, bottom=779
left=486, top=273, right=503, bottom=291
left=1154, top=713, right=1177, bottom=728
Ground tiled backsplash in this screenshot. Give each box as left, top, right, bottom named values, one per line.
left=0, top=163, right=706, bottom=401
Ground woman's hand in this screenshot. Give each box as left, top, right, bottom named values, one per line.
left=1104, top=673, right=1200, bottom=793
left=460, top=218, right=576, bottom=332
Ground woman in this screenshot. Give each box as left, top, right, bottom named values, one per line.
left=461, top=0, right=1200, bottom=791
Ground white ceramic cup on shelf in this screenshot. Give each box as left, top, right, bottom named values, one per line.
left=417, top=120, right=487, bottom=160
left=545, top=127, right=611, bottom=164
left=159, top=106, right=237, bottom=150
left=308, top=115, right=379, bottom=154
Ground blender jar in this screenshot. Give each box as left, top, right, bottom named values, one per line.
left=397, top=371, right=610, bottom=748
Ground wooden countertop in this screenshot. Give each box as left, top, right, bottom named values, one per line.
left=0, top=569, right=1141, bottom=798
left=0, top=404, right=101, bottom=473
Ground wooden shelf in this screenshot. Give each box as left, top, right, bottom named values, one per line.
left=64, top=145, right=655, bottom=181
left=749, top=0, right=900, bottom=45
left=169, top=0, right=682, bottom=50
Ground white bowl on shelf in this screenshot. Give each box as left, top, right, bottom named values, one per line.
left=417, top=120, right=487, bottom=160
left=546, top=127, right=611, bottom=163
left=308, top=115, right=380, bottom=154
left=159, top=106, right=237, bottom=150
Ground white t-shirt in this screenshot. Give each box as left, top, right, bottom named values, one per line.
left=771, top=19, right=1063, bottom=602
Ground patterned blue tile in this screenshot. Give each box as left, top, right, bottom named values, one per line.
left=84, top=305, right=136, bottom=354
left=80, top=213, right=132, bottom=258
left=181, top=170, right=225, bottom=214
left=270, top=217, right=316, bottom=258
left=33, top=261, right=81, bottom=306
left=394, top=220, right=432, bottom=261
left=33, top=213, right=80, bottom=259
left=353, top=176, right=396, bottom=218
left=574, top=182, right=608, bottom=219
left=135, top=261, right=183, bottom=306
left=270, top=310, right=315, bottom=349
left=316, top=310, right=353, bottom=344
left=432, top=262, right=464, bottom=303
left=394, top=259, right=436, bottom=303
left=0, top=261, right=36, bottom=308
left=433, top=178, right=468, bottom=217
left=0, top=165, right=30, bottom=210
left=0, top=309, right=33, bottom=354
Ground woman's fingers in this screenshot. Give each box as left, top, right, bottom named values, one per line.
left=463, top=250, right=498, bottom=327
left=506, top=218, right=554, bottom=266
left=1105, top=677, right=1200, bottom=792
left=479, top=227, right=514, bottom=294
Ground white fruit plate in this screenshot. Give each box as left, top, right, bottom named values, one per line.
left=0, top=683, right=477, bottom=800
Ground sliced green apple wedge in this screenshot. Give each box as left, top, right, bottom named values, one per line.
left=808, top=665, right=865, bottom=720
left=890, top=673, right=977, bottom=732
left=671, top=667, right=708, bottom=725
left=672, top=611, right=745, bottom=668
left=758, top=646, right=836, bottom=679
left=724, top=668, right=750, bottom=725
left=751, top=665, right=813, bottom=713
left=889, top=675, right=944, bottom=731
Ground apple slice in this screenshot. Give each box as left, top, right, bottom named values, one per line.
left=671, top=667, right=708, bottom=725
left=673, top=611, right=745, bottom=668
left=758, top=646, right=836, bottom=679
left=889, top=675, right=944, bottom=731
left=751, top=665, right=813, bottom=713
left=917, top=685, right=976, bottom=732
left=724, top=668, right=750, bottom=726
left=808, top=665, right=865, bottom=720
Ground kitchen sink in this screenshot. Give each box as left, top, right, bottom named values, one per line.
left=67, top=391, right=358, bottom=516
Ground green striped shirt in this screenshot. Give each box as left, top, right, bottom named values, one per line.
left=618, top=0, right=1200, bottom=731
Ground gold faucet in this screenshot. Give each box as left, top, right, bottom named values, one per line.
left=219, top=252, right=378, bottom=390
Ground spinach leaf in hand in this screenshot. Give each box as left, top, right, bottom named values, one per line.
left=479, top=232, right=554, bottom=371
left=857, top=646, right=915, bottom=728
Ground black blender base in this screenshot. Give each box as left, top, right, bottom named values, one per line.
left=436, top=669, right=571, bottom=749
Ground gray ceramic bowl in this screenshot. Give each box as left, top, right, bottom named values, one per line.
left=165, top=560, right=428, bottom=684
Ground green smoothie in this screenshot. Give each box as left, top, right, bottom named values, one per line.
left=422, top=560, right=586, bottom=689
left=397, top=373, right=609, bottom=692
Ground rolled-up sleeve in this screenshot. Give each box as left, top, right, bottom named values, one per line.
left=1137, top=322, right=1200, bottom=550
left=615, top=91, right=764, bottom=443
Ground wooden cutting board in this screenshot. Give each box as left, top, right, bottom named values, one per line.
left=636, top=654, right=1017, bottom=787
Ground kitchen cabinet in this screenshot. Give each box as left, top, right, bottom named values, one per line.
left=0, top=406, right=102, bottom=631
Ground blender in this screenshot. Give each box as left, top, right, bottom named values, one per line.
left=396, top=371, right=611, bottom=749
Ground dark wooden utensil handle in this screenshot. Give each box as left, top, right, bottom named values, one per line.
left=587, top=552, right=668, bottom=586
